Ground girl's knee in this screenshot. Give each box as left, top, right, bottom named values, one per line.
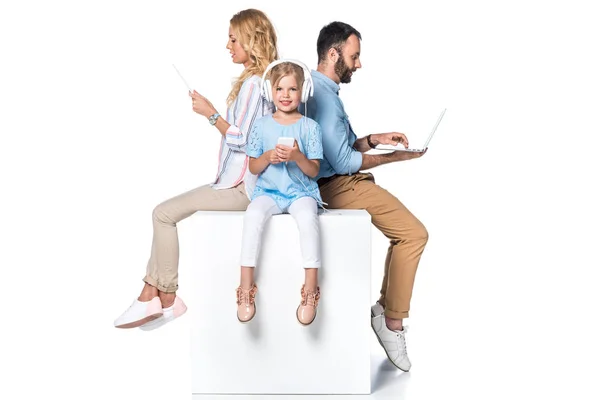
left=244, top=208, right=271, bottom=226
left=295, top=212, right=319, bottom=231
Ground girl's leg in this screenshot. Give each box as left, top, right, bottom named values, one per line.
left=237, top=196, right=281, bottom=322
left=288, top=197, right=321, bottom=325
left=304, top=268, right=318, bottom=292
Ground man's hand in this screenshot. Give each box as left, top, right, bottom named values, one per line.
left=189, top=90, right=217, bottom=118
left=373, top=132, right=409, bottom=148
left=392, top=148, right=427, bottom=161
left=275, top=140, right=301, bottom=162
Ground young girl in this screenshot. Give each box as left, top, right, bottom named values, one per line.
left=236, top=60, right=323, bottom=326
left=114, top=9, right=279, bottom=330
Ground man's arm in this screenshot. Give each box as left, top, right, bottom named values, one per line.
left=353, top=136, right=372, bottom=153
left=353, top=132, right=409, bottom=153
left=359, top=149, right=426, bottom=170
left=351, top=131, right=422, bottom=170
left=319, top=112, right=363, bottom=176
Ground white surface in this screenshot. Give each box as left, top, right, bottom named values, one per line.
left=191, top=353, right=410, bottom=400
left=180, top=210, right=371, bottom=395
left=2, top=1, right=600, bottom=400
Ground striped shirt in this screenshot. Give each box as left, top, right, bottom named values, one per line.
left=211, top=75, right=274, bottom=198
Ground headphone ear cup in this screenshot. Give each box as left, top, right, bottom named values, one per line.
left=301, top=80, right=307, bottom=103
left=263, top=80, right=272, bottom=103
left=302, top=79, right=312, bottom=103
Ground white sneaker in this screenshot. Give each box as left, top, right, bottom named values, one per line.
left=371, top=301, right=384, bottom=318
left=114, top=297, right=163, bottom=329
left=139, top=296, right=187, bottom=331
left=371, top=313, right=412, bottom=372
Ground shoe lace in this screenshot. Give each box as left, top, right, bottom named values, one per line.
left=118, top=301, right=136, bottom=318
left=300, top=285, right=320, bottom=307
left=396, top=326, right=409, bottom=355
left=236, top=285, right=257, bottom=306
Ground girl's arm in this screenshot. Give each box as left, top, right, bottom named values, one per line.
left=249, top=150, right=281, bottom=175
left=247, top=121, right=281, bottom=175
left=275, top=121, right=323, bottom=178
left=275, top=142, right=320, bottom=178
left=295, top=155, right=320, bottom=178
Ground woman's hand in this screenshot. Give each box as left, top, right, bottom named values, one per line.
left=275, top=140, right=302, bottom=162
left=189, top=90, right=217, bottom=118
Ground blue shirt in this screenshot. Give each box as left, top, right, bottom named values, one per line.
left=246, top=115, right=323, bottom=210
left=305, top=70, right=363, bottom=180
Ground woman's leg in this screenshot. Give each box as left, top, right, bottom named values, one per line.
left=145, top=183, right=250, bottom=297
left=115, top=183, right=249, bottom=328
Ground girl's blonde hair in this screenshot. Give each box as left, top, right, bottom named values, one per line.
left=226, top=9, right=279, bottom=106
left=268, top=62, right=305, bottom=99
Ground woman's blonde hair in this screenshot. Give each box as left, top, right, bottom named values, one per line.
left=227, top=9, right=279, bottom=106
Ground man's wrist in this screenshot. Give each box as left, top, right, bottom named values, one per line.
left=366, top=134, right=377, bottom=149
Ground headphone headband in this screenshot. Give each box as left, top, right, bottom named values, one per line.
left=261, top=59, right=314, bottom=103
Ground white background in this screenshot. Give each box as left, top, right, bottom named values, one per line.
left=1, top=0, right=599, bottom=399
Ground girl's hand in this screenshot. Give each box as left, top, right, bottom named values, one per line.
left=189, top=90, right=217, bottom=118
left=266, top=149, right=281, bottom=164
left=275, top=140, right=301, bottom=162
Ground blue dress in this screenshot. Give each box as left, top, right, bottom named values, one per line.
left=246, top=115, right=323, bottom=210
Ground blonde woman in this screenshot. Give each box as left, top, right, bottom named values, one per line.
left=114, top=9, right=279, bottom=331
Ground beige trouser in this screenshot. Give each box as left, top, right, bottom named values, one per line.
left=143, top=183, right=250, bottom=293
left=319, top=173, right=428, bottom=319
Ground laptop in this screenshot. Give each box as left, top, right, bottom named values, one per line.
left=375, top=108, right=446, bottom=152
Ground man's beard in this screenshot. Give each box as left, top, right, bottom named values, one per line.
left=335, top=57, right=354, bottom=84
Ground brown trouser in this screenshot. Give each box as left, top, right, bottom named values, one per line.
left=318, top=173, right=428, bottom=319
left=143, top=183, right=250, bottom=293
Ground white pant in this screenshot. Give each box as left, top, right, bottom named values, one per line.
left=240, top=196, right=321, bottom=269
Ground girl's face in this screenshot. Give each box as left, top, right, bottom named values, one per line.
left=273, top=74, right=301, bottom=113
left=226, top=26, right=250, bottom=67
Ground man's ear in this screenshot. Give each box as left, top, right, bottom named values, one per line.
left=328, top=47, right=339, bottom=63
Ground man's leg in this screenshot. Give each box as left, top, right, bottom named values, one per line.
left=319, top=174, right=428, bottom=370
left=320, top=174, right=428, bottom=318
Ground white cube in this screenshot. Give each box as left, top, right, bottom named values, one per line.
left=179, top=209, right=371, bottom=395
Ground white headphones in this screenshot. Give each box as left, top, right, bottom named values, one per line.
left=261, top=59, right=314, bottom=104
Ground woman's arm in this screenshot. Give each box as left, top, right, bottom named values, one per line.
left=189, top=90, right=228, bottom=133
left=190, top=78, right=265, bottom=152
